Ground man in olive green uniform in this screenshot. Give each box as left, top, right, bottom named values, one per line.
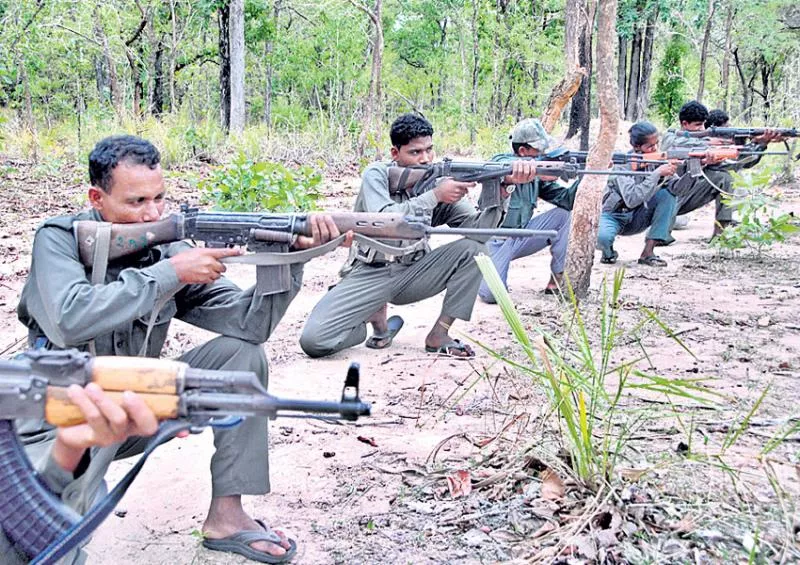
left=661, top=100, right=775, bottom=242
left=477, top=118, right=577, bottom=303
left=300, top=113, right=536, bottom=359
left=7, top=135, right=340, bottom=564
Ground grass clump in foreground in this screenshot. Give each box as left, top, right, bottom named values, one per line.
left=474, top=257, right=720, bottom=491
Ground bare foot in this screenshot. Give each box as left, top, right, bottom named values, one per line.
left=366, top=303, right=388, bottom=335
left=203, top=516, right=291, bottom=557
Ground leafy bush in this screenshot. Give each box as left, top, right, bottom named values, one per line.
left=199, top=153, right=324, bottom=212
left=711, top=168, right=799, bottom=257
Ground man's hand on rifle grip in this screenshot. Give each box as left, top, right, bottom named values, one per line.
left=292, top=214, right=351, bottom=250
left=433, top=178, right=475, bottom=204
left=170, top=247, right=243, bottom=284
left=52, top=384, right=163, bottom=473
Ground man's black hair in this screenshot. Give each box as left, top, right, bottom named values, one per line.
left=389, top=113, right=434, bottom=148
left=678, top=100, right=709, bottom=125
left=629, top=121, right=658, bottom=146
left=511, top=142, right=533, bottom=155
left=705, top=109, right=730, bottom=128
left=89, top=135, right=161, bottom=193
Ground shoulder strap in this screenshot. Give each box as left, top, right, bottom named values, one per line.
left=88, top=223, right=112, bottom=356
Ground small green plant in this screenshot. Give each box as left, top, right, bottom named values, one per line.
left=199, top=153, right=324, bottom=212
left=711, top=169, right=799, bottom=257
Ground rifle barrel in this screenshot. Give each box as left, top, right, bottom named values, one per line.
left=427, top=227, right=558, bottom=238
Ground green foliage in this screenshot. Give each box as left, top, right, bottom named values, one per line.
left=652, top=35, right=688, bottom=126
left=474, top=259, right=719, bottom=489
left=711, top=168, right=800, bottom=257
left=199, top=153, right=323, bottom=212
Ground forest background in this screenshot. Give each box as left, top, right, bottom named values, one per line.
left=2, top=0, right=800, bottom=168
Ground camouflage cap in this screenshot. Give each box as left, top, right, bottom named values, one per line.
left=510, top=118, right=555, bottom=152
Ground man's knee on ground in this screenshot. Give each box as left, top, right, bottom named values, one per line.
left=299, top=321, right=335, bottom=358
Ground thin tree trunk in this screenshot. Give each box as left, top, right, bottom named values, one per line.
left=635, top=6, right=657, bottom=120
left=617, top=34, right=627, bottom=116
left=696, top=0, right=716, bottom=103
left=565, top=0, right=619, bottom=298
left=264, top=0, right=281, bottom=124
left=218, top=3, right=231, bottom=131
left=720, top=1, right=734, bottom=111
left=94, top=7, right=122, bottom=118
left=469, top=0, right=479, bottom=144
left=625, top=26, right=641, bottom=120
left=352, top=0, right=383, bottom=158
left=169, top=0, right=177, bottom=112
left=229, top=0, right=246, bottom=134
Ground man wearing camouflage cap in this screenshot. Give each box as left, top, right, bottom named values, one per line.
left=478, top=118, right=578, bottom=302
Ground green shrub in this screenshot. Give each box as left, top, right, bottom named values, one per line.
left=711, top=168, right=799, bottom=257
left=199, top=153, right=324, bottom=212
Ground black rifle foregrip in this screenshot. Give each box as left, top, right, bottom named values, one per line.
left=0, top=419, right=80, bottom=561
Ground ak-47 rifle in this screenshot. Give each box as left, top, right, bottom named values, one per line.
left=543, top=148, right=669, bottom=167
left=74, top=206, right=556, bottom=296
left=0, top=349, right=371, bottom=564
left=386, top=158, right=653, bottom=197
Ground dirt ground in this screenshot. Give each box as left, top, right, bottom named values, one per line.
left=1, top=158, right=799, bottom=564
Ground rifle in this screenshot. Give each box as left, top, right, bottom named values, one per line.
left=74, top=206, right=556, bottom=295
left=387, top=158, right=653, bottom=197
left=636, top=147, right=788, bottom=177
left=0, top=349, right=371, bottom=564
left=670, top=126, right=799, bottom=145
left=543, top=148, right=669, bottom=167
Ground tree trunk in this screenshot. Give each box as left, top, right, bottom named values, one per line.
left=152, top=39, right=165, bottom=116
left=469, top=0, right=479, bottom=144
left=218, top=3, right=231, bottom=131
left=541, top=0, right=586, bottom=133
left=93, top=7, right=122, bottom=118
left=565, top=0, right=619, bottom=298
left=720, top=1, right=734, bottom=110
left=169, top=0, right=178, bottom=112
left=635, top=6, right=657, bottom=120
left=617, top=34, right=627, bottom=116
left=567, top=22, right=593, bottom=149
left=264, top=0, right=281, bottom=124
left=624, top=26, right=641, bottom=120
left=696, top=0, right=716, bottom=103
left=229, top=0, right=246, bottom=134
left=354, top=0, right=383, bottom=158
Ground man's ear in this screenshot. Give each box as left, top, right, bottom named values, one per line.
left=87, top=186, right=105, bottom=210
left=390, top=146, right=399, bottom=161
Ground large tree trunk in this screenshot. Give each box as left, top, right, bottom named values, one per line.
left=541, top=0, right=587, bottom=133
left=218, top=3, right=231, bottom=131
left=635, top=7, right=657, bottom=120
left=229, top=0, right=246, bottom=134
left=567, top=11, right=595, bottom=150
left=696, top=0, right=716, bottom=103
left=565, top=0, right=619, bottom=298
left=624, top=26, right=641, bottom=120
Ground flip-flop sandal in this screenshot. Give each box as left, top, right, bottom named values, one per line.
left=424, top=339, right=475, bottom=359
left=600, top=250, right=618, bottom=264
left=637, top=255, right=667, bottom=267
left=203, top=520, right=297, bottom=564
left=365, top=315, right=404, bottom=349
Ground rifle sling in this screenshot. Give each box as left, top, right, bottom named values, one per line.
left=88, top=223, right=112, bottom=357
left=31, top=419, right=193, bottom=565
